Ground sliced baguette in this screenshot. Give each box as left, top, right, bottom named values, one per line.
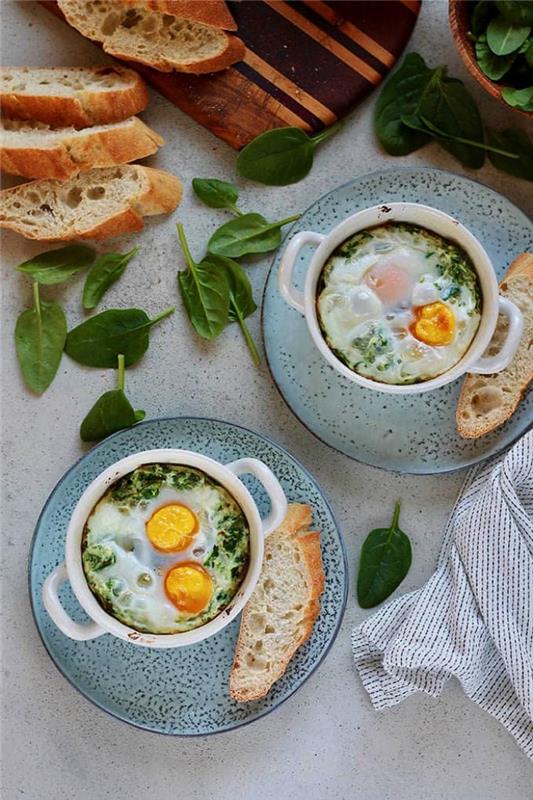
left=0, top=164, right=182, bottom=241
left=229, top=504, right=324, bottom=703
left=118, top=0, right=238, bottom=30
left=0, top=66, right=148, bottom=127
left=456, top=253, right=533, bottom=438
left=0, top=117, right=163, bottom=180
left=57, top=0, right=245, bottom=74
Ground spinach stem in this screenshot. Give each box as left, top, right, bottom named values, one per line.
left=311, top=120, right=343, bottom=147
left=117, top=353, right=125, bottom=391
left=150, top=307, right=175, bottom=325
left=420, top=118, right=519, bottom=159
left=177, top=223, right=195, bottom=271
left=229, top=204, right=243, bottom=217
left=32, top=281, right=41, bottom=317
left=391, top=500, right=401, bottom=530
left=237, top=315, right=261, bottom=366
left=275, top=213, right=302, bottom=227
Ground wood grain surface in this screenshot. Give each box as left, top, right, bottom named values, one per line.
left=41, top=0, right=421, bottom=148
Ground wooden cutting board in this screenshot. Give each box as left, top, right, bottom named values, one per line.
left=41, top=0, right=421, bottom=148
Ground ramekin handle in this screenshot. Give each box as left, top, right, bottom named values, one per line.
left=225, top=458, right=288, bottom=537
left=469, top=297, right=523, bottom=374
left=278, top=230, right=326, bottom=313
left=42, top=564, right=105, bottom=641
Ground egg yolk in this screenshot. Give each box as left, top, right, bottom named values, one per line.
left=146, top=504, right=198, bottom=552
left=165, top=563, right=213, bottom=615
left=411, top=301, right=455, bottom=346
left=365, top=264, right=412, bottom=306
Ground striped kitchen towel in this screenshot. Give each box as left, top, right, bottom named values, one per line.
left=352, top=430, right=533, bottom=758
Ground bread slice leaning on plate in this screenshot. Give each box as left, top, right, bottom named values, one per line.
left=230, top=504, right=324, bottom=703
left=0, top=117, right=163, bottom=180
left=0, top=165, right=182, bottom=241
left=57, top=0, right=245, bottom=74
left=0, top=66, right=148, bottom=127
left=456, top=253, right=533, bottom=438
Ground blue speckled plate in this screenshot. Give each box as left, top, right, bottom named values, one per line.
left=29, top=417, right=347, bottom=736
left=263, top=167, right=533, bottom=474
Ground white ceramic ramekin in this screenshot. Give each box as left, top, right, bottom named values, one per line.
left=278, top=203, right=523, bottom=395
left=42, top=448, right=288, bottom=648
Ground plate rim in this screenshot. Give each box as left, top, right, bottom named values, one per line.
left=28, top=415, right=349, bottom=737
left=261, top=165, right=533, bottom=476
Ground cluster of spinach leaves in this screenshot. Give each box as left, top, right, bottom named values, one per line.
left=469, top=0, right=532, bottom=111
left=357, top=501, right=412, bottom=608
left=235, top=121, right=343, bottom=186
left=375, top=52, right=532, bottom=180
left=14, top=244, right=172, bottom=441
left=177, top=178, right=300, bottom=363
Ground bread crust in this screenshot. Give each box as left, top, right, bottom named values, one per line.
left=0, top=117, right=163, bottom=180
left=0, top=66, right=149, bottom=127
left=0, top=165, right=182, bottom=241
left=456, top=253, right=533, bottom=438
left=118, top=0, right=238, bottom=30
left=229, top=504, right=324, bottom=703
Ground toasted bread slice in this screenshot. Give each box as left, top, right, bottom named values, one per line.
left=229, top=504, right=324, bottom=703
left=0, top=164, right=182, bottom=241
left=118, top=0, right=238, bottom=30
left=0, top=116, right=163, bottom=180
left=456, top=253, right=533, bottom=438
left=0, top=66, right=148, bottom=127
left=58, top=0, right=245, bottom=74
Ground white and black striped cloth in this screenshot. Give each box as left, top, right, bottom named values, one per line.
left=352, top=431, right=533, bottom=758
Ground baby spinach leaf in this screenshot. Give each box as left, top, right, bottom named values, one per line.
left=496, top=0, right=533, bottom=25
left=501, top=84, right=533, bottom=110
left=16, top=244, right=95, bottom=285
left=488, top=128, right=533, bottom=180
left=415, top=70, right=485, bottom=168
left=357, top=501, right=412, bottom=609
left=524, top=40, right=533, bottom=66
left=236, top=121, right=342, bottom=186
left=177, top=223, right=229, bottom=340
left=207, top=212, right=300, bottom=258
left=83, top=247, right=138, bottom=310
left=374, top=53, right=435, bottom=156
left=192, top=178, right=241, bottom=213
left=487, top=14, right=531, bottom=54
left=15, top=282, right=67, bottom=394
left=471, top=0, right=495, bottom=36
left=65, top=306, right=174, bottom=367
left=80, top=354, right=145, bottom=442
left=207, top=255, right=260, bottom=365
left=475, top=37, right=517, bottom=79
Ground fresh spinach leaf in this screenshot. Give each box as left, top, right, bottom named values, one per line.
left=357, top=501, right=412, bottom=609
left=486, top=14, right=531, bottom=54
left=177, top=223, right=229, bottom=340
left=207, top=212, right=300, bottom=258
left=16, top=244, right=95, bottom=285
left=207, top=255, right=260, bottom=365
left=471, top=0, right=495, bottom=36
left=236, top=122, right=342, bottom=186
left=416, top=70, right=485, bottom=168
left=374, top=53, right=435, bottom=156
left=15, top=282, right=67, bottom=394
left=487, top=128, right=533, bottom=179
left=501, top=84, right=533, bottom=110
left=475, top=37, right=517, bottom=79
left=65, top=306, right=174, bottom=367
left=192, top=178, right=241, bottom=213
left=525, top=40, right=533, bottom=66
left=496, top=0, right=533, bottom=25
left=83, top=247, right=138, bottom=310
left=80, top=354, right=145, bottom=442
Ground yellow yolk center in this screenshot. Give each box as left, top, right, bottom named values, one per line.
left=165, top=563, right=213, bottom=615
left=411, top=301, right=455, bottom=346
left=146, top=504, right=198, bottom=552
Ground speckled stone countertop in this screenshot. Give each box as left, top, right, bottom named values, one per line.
left=1, top=1, right=532, bottom=798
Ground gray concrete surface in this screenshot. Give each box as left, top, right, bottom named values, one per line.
left=1, top=1, right=532, bottom=798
